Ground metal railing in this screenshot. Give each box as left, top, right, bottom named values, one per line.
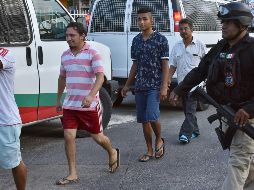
left=70, top=9, right=88, bottom=19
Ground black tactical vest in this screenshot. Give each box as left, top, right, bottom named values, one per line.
left=206, top=39, right=254, bottom=106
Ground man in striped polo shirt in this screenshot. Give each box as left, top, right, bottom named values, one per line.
left=56, top=22, right=119, bottom=185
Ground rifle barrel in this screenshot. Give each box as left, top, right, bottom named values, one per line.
left=195, top=87, right=220, bottom=108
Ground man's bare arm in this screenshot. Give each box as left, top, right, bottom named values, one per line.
left=121, top=61, right=137, bottom=97
left=89, top=72, right=104, bottom=97
left=57, top=76, right=66, bottom=103
left=169, top=65, right=176, bottom=84
left=161, top=59, right=169, bottom=88
left=125, top=61, right=137, bottom=87
left=81, top=72, right=104, bottom=107
left=160, top=59, right=169, bottom=100
left=56, top=75, right=66, bottom=112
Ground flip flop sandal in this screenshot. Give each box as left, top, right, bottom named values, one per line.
left=138, top=154, right=154, bottom=162
left=56, top=177, right=79, bottom=185
left=155, top=138, right=165, bottom=159
left=109, top=148, right=120, bottom=173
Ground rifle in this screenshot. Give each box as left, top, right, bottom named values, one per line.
left=194, top=87, right=254, bottom=150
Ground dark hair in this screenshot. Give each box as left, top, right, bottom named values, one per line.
left=137, top=8, right=152, bottom=14
left=179, top=18, right=193, bottom=29
left=66, top=22, right=87, bottom=36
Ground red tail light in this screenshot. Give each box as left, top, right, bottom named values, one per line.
left=173, top=11, right=182, bottom=32
left=85, top=14, right=90, bottom=26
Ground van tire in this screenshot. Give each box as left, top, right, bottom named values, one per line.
left=100, top=87, right=112, bottom=129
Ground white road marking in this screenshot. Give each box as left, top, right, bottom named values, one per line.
left=108, top=114, right=136, bottom=128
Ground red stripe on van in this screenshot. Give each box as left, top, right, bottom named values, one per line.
left=38, top=106, right=62, bottom=120
left=19, top=107, right=37, bottom=123
left=19, top=106, right=62, bottom=124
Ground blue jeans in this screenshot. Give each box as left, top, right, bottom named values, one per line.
left=179, top=92, right=199, bottom=139
left=135, top=89, right=160, bottom=123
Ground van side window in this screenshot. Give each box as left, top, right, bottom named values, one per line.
left=90, top=0, right=126, bottom=32
left=32, top=0, right=72, bottom=40
left=130, top=0, right=171, bottom=32
left=182, top=0, right=222, bottom=31
left=0, top=0, right=32, bottom=45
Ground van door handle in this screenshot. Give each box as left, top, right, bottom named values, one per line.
left=26, top=47, right=32, bottom=66
left=38, top=46, right=43, bottom=65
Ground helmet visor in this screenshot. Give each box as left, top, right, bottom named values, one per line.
left=218, top=5, right=230, bottom=17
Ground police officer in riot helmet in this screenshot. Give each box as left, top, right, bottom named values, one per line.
left=169, top=2, right=254, bottom=189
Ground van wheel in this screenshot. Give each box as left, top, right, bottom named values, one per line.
left=100, top=87, right=113, bottom=129
left=197, top=100, right=209, bottom=111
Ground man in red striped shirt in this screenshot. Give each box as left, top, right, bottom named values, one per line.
left=56, top=22, right=119, bottom=185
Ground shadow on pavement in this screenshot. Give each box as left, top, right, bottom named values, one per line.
left=21, top=119, right=64, bottom=139
left=21, top=119, right=91, bottom=139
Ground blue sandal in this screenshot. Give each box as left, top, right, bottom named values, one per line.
left=179, top=135, right=190, bottom=143
left=191, top=132, right=200, bottom=139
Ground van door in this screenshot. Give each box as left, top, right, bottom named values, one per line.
left=0, top=0, right=39, bottom=124
left=31, top=0, right=73, bottom=120
left=127, top=0, right=180, bottom=75
left=87, top=0, right=128, bottom=79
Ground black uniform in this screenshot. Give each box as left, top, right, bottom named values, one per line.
left=174, top=34, right=254, bottom=118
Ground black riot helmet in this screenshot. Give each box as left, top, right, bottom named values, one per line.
left=218, top=2, right=253, bottom=26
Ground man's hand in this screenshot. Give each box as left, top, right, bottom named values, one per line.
left=160, top=86, right=168, bottom=100
left=234, top=108, right=250, bottom=127
left=121, top=86, right=130, bottom=97
left=56, top=101, right=62, bottom=112
left=169, top=90, right=179, bottom=106
left=82, top=95, right=93, bottom=108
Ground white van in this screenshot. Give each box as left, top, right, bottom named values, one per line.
left=86, top=0, right=225, bottom=109
left=0, top=0, right=118, bottom=128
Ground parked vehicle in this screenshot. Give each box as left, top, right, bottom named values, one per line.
left=86, top=0, right=228, bottom=110
left=0, top=0, right=118, bottom=129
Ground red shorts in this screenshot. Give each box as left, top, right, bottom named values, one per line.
left=62, top=106, right=103, bottom=134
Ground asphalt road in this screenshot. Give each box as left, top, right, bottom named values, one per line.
left=0, top=96, right=228, bottom=190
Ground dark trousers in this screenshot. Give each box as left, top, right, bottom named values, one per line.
left=179, top=92, right=199, bottom=139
